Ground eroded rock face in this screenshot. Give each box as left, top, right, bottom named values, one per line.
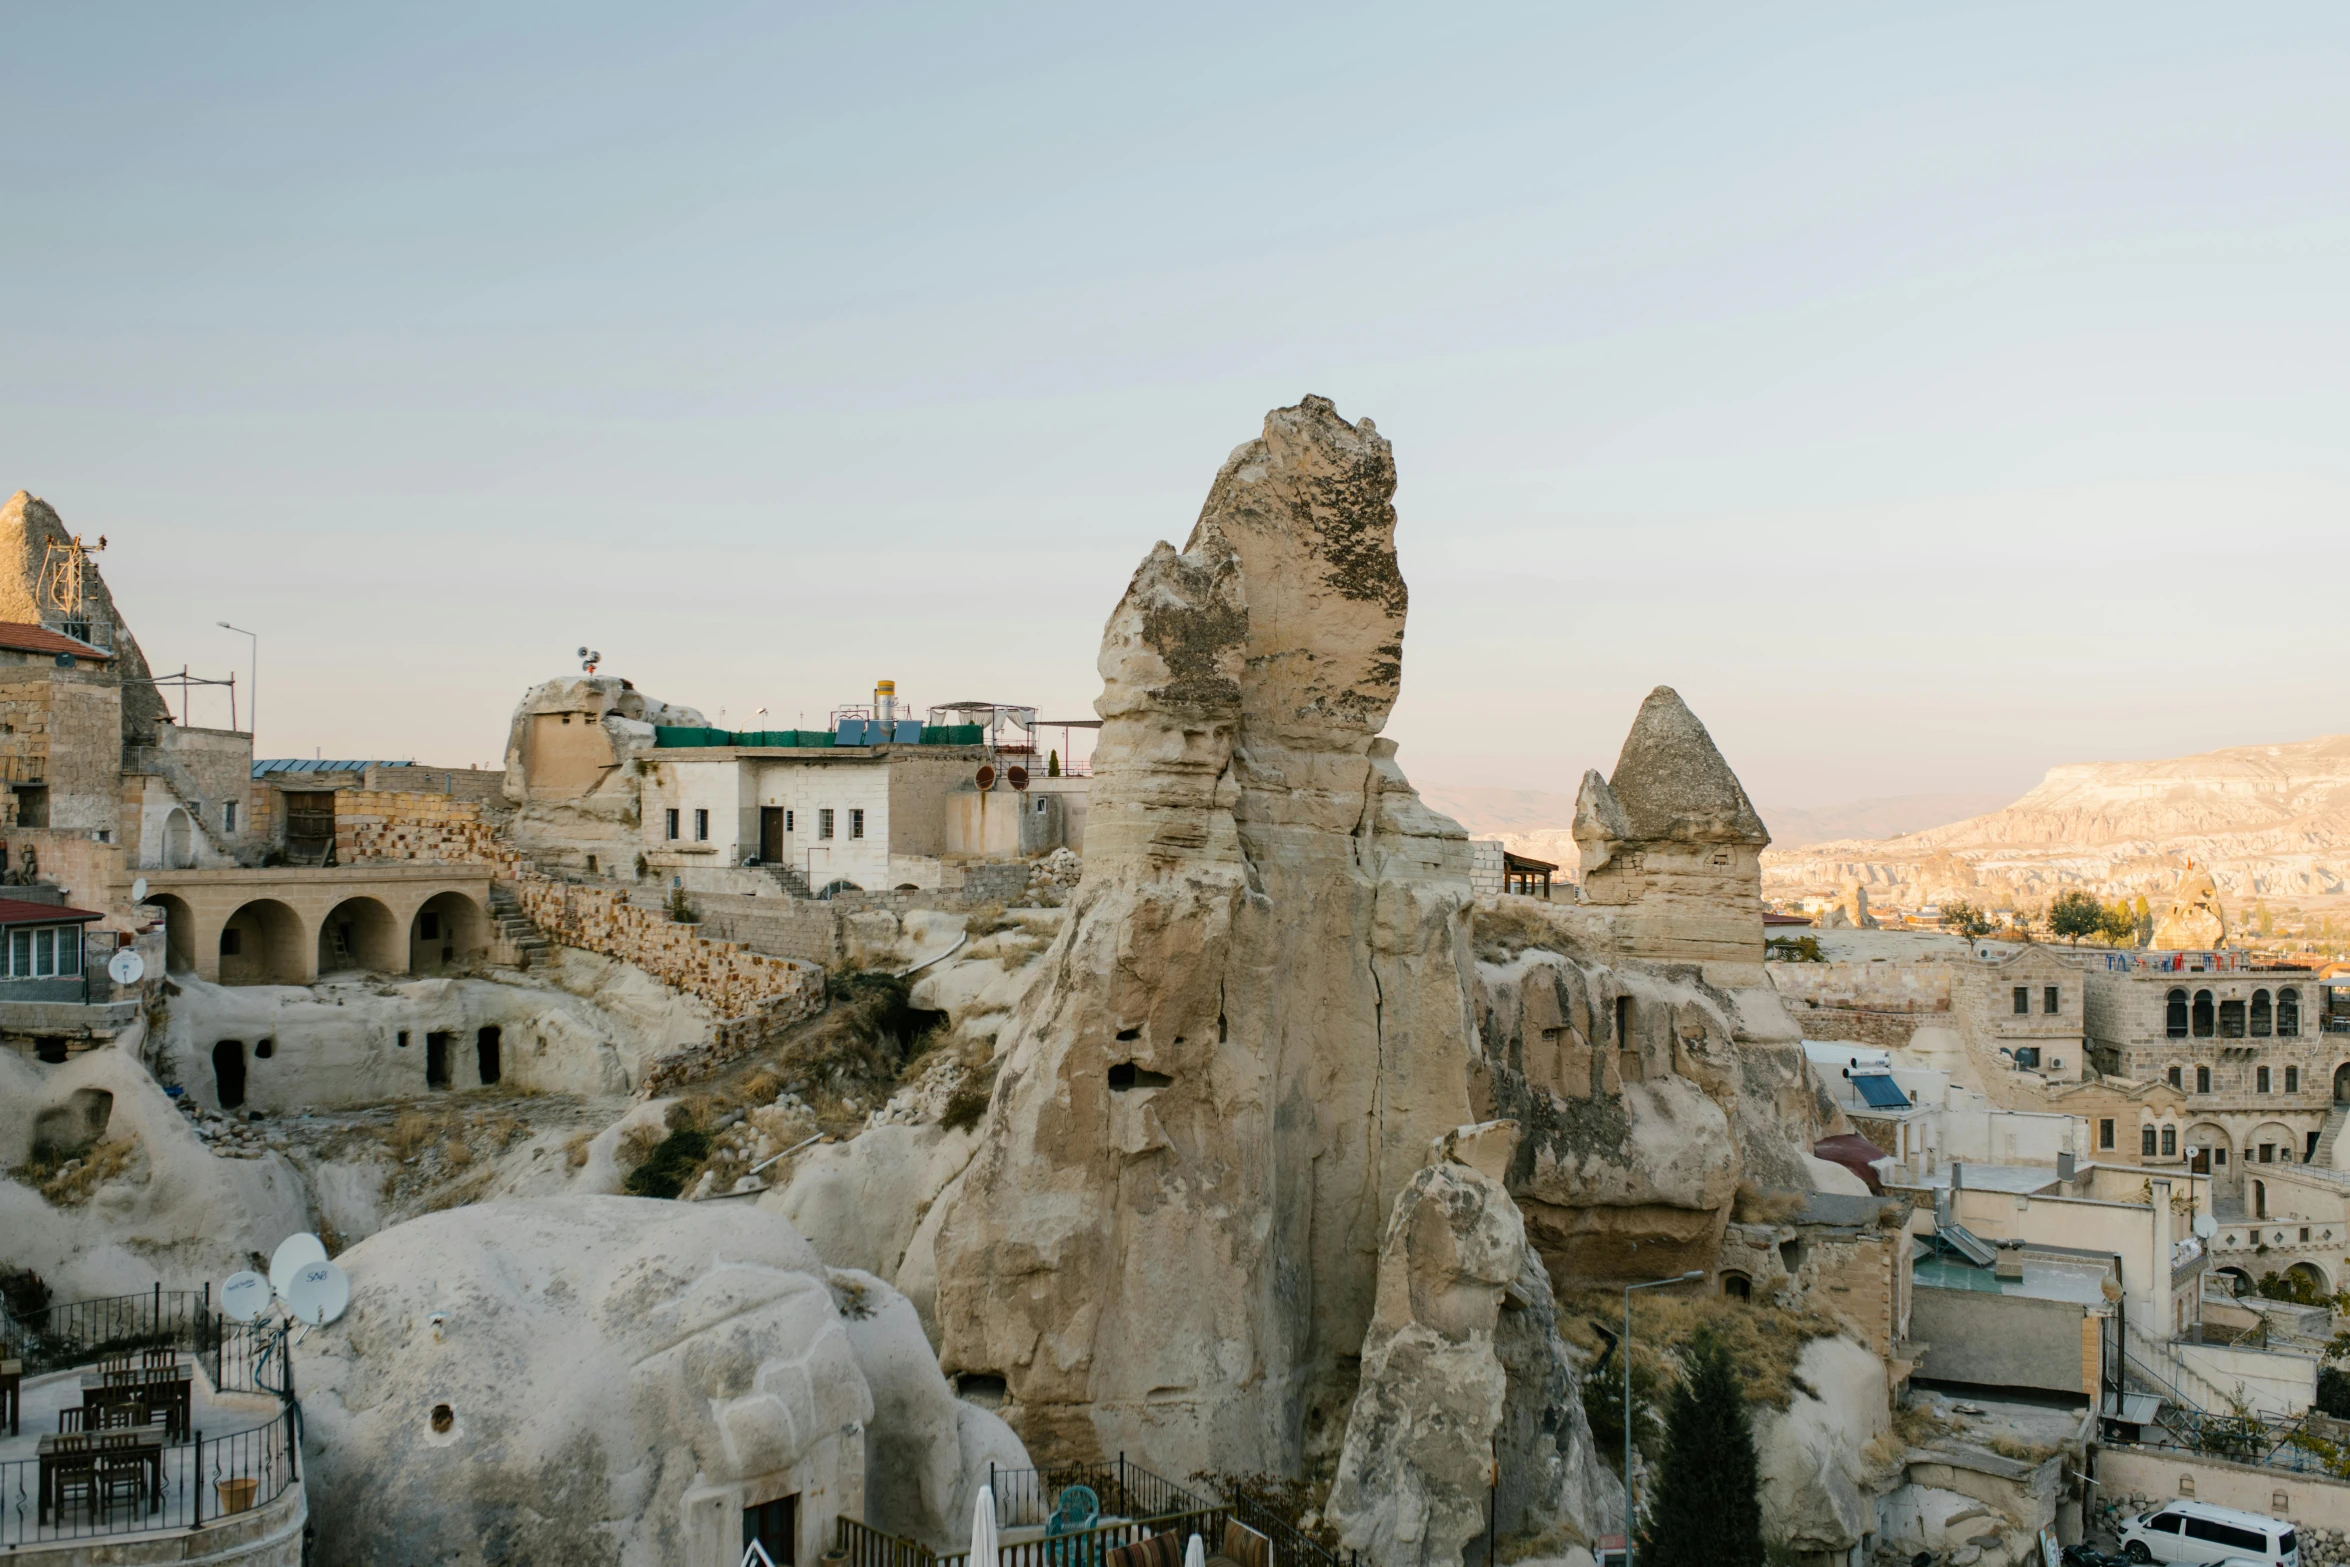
left=305, top=1196, right=947, bottom=1567
left=500, top=675, right=707, bottom=870
left=1327, top=1151, right=1621, bottom=1567
left=931, top=397, right=1479, bottom=1474
left=0, top=491, right=170, bottom=748
left=2152, top=865, right=2228, bottom=951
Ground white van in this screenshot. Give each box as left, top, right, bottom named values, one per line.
left=2119, top=1501, right=2298, bottom=1567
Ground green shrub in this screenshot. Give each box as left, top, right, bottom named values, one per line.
left=624, top=1127, right=711, bottom=1199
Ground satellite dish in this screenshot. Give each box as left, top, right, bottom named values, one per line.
left=1007, top=766, right=1030, bottom=792
left=220, top=1270, right=272, bottom=1324
left=2194, top=1213, right=2219, bottom=1240
left=108, top=948, right=145, bottom=986
left=282, top=1260, right=350, bottom=1327
left=975, top=765, right=996, bottom=791
left=269, top=1233, right=328, bottom=1296
left=131, top=876, right=148, bottom=902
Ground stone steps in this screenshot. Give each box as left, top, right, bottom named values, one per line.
left=488, top=883, right=555, bottom=963
left=2314, top=1106, right=2350, bottom=1170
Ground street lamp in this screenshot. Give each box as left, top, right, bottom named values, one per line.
left=217, top=623, right=256, bottom=744
left=1622, top=1269, right=1705, bottom=1567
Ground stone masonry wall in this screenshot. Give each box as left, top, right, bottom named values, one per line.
left=338, top=790, right=825, bottom=1054
left=1781, top=1002, right=1928, bottom=1051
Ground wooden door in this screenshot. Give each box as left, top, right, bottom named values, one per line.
left=760, top=807, right=785, bottom=863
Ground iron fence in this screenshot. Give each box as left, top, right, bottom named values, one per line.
left=3, top=1287, right=218, bottom=1380
left=0, top=1403, right=297, bottom=1548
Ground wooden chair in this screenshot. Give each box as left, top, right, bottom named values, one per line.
left=50, top=1439, right=99, bottom=1524
left=58, top=1405, right=89, bottom=1433
left=100, top=1353, right=132, bottom=1374
left=94, top=1398, right=142, bottom=1430
left=96, top=1448, right=148, bottom=1517
left=142, top=1347, right=177, bottom=1370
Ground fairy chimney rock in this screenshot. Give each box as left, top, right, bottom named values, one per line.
left=1572, top=686, right=1769, bottom=965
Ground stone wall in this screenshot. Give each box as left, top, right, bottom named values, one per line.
left=337, top=789, right=505, bottom=865
left=1770, top=958, right=1953, bottom=1014
left=2098, top=1447, right=2350, bottom=1551
left=1783, top=1002, right=1927, bottom=1050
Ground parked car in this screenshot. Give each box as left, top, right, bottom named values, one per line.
left=2118, top=1502, right=2298, bottom=1567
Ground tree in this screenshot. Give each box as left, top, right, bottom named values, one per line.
left=2101, top=900, right=2140, bottom=947
left=1047, top=748, right=1061, bottom=778
left=1639, top=1328, right=1765, bottom=1567
left=2048, top=889, right=2106, bottom=946
left=1941, top=900, right=1996, bottom=942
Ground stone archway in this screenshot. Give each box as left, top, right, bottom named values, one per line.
left=410, top=889, right=489, bottom=975
left=147, top=893, right=197, bottom=974
left=164, top=808, right=196, bottom=870
left=2289, top=1260, right=2333, bottom=1297
left=318, top=896, right=402, bottom=975
left=2335, top=1062, right=2350, bottom=1105
left=219, top=899, right=306, bottom=986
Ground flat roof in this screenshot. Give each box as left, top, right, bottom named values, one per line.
left=1914, top=1247, right=2115, bottom=1306
left=1908, top=1163, right=2062, bottom=1195
left=0, top=897, right=103, bottom=926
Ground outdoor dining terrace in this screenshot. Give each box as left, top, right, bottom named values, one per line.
left=0, top=1287, right=303, bottom=1556
left=831, top=1460, right=1358, bottom=1567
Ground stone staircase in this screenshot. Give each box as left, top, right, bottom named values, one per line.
left=488, top=881, right=555, bottom=967
left=2313, top=1106, right=2350, bottom=1171
left=754, top=862, right=815, bottom=900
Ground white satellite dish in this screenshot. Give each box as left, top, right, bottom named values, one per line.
left=108, top=948, right=145, bottom=986
left=130, top=876, right=148, bottom=902
left=2194, top=1213, right=2219, bottom=1240
left=269, top=1233, right=328, bottom=1296
left=220, top=1270, right=272, bottom=1323
left=282, top=1260, right=350, bottom=1326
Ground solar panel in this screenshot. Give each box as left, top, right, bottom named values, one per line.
left=1851, top=1073, right=1911, bottom=1110
left=892, top=720, right=923, bottom=743
left=835, top=720, right=868, bottom=745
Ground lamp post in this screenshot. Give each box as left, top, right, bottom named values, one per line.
left=217, top=622, right=256, bottom=743
left=1622, top=1269, right=1704, bottom=1567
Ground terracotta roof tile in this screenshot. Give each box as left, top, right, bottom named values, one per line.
left=0, top=622, right=111, bottom=661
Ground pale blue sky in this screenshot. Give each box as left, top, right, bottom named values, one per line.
left=6, top=5, right=2345, bottom=804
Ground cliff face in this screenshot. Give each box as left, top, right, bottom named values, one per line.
left=1763, top=733, right=2350, bottom=905
left=931, top=397, right=1480, bottom=1475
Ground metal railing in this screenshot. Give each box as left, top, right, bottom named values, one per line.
left=841, top=1506, right=1230, bottom=1567
left=0, top=1403, right=298, bottom=1548
left=3, top=1287, right=217, bottom=1380
left=988, top=1459, right=1204, bottom=1529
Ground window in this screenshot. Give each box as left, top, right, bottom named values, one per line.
left=819, top=808, right=835, bottom=840
left=2259, top=1066, right=2272, bottom=1093
left=2288, top=1066, right=2302, bottom=1094
left=2261, top=1144, right=2274, bottom=1164
left=2215, top=1148, right=2228, bottom=1165
left=2149, top=1515, right=2181, bottom=1535
left=785, top=810, right=794, bottom=832
left=2196, top=1065, right=2211, bottom=1093
left=2167, top=989, right=2189, bottom=1038
left=693, top=808, right=709, bottom=842
left=2280, top=989, right=2301, bottom=1037
left=223, top=801, right=238, bottom=833
left=59, top=928, right=80, bottom=976
left=2193, top=990, right=2215, bottom=1037
left=2162, top=1126, right=2177, bottom=1157
left=2184, top=1518, right=2268, bottom=1552
left=2142, top=1126, right=2158, bottom=1157
left=2100, top=1118, right=2116, bottom=1150
left=2168, top=1065, right=2182, bottom=1089
left=1036, top=797, right=1049, bottom=814
left=2302, top=1227, right=2311, bottom=1243
left=849, top=808, right=865, bottom=840
left=666, top=808, right=680, bottom=840
left=2013, top=986, right=2030, bottom=1015
left=2045, top=985, right=2061, bottom=1014
left=219, top=927, right=243, bottom=956
left=2220, top=999, right=2246, bottom=1038
left=2252, top=990, right=2274, bottom=1037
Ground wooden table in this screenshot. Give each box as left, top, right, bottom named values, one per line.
left=81, top=1365, right=192, bottom=1441
left=37, top=1420, right=166, bottom=1524
left=0, top=1358, right=20, bottom=1437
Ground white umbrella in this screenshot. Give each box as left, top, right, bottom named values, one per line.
left=1185, top=1533, right=1206, bottom=1567
left=970, top=1485, right=1000, bottom=1567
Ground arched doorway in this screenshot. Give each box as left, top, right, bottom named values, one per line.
left=163, top=808, right=195, bottom=870
left=2289, top=1261, right=2332, bottom=1298
left=1721, top=1271, right=1751, bottom=1301
left=212, top=1039, right=246, bottom=1109
left=318, top=896, right=401, bottom=975
left=2216, top=1266, right=2254, bottom=1298
left=148, top=893, right=196, bottom=974
left=2336, top=1062, right=2350, bottom=1105
left=218, top=899, right=304, bottom=985
left=2255, top=1179, right=2269, bottom=1220
left=2192, top=990, right=2215, bottom=1038
left=410, top=891, right=488, bottom=975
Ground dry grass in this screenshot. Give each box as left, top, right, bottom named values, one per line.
left=939, top=1049, right=1001, bottom=1132
left=1731, top=1181, right=1809, bottom=1224
left=442, top=1137, right=474, bottom=1169
left=1556, top=1287, right=1843, bottom=1411
left=384, top=1111, right=437, bottom=1160
left=1987, top=1434, right=2057, bottom=1464
left=28, top=1137, right=141, bottom=1206
left=563, top=1130, right=596, bottom=1169
left=962, top=902, right=1015, bottom=938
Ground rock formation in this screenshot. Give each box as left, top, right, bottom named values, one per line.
left=303, top=1195, right=1024, bottom=1564
left=1327, top=1139, right=1621, bottom=1567
left=2151, top=864, right=2228, bottom=950
left=0, top=491, right=171, bottom=748
left=501, top=674, right=707, bottom=870
left=931, top=396, right=1481, bottom=1475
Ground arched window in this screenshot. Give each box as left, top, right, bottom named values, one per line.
left=2220, top=998, right=2246, bottom=1038
left=2251, top=990, right=2274, bottom=1037
left=2196, top=1065, right=2212, bottom=1094
left=2162, top=1125, right=2178, bottom=1157
left=2193, top=990, right=2215, bottom=1037
left=2280, top=989, right=2301, bottom=1037
left=2168, top=1065, right=2183, bottom=1089
left=2142, top=1125, right=2158, bottom=1157
left=2167, top=989, right=2189, bottom=1038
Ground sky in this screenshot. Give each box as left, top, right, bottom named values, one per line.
left=5, top=5, right=2347, bottom=807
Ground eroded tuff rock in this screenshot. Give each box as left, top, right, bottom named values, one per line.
left=931, top=396, right=1480, bottom=1473
left=1328, top=1145, right=1622, bottom=1567
left=501, top=675, right=707, bottom=869
left=0, top=491, right=170, bottom=748
left=2151, top=864, right=2228, bottom=950
left=304, top=1196, right=1019, bottom=1565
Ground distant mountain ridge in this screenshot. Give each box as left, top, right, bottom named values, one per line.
left=1761, top=733, right=2350, bottom=906
left=1414, top=783, right=2013, bottom=868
